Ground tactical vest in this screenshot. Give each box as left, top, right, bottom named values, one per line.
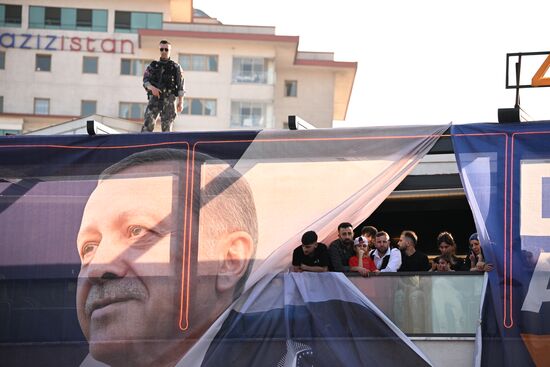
left=148, top=60, right=180, bottom=96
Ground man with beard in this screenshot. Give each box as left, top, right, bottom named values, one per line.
left=394, top=230, right=429, bottom=333
left=398, top=230, right=430, bottom=272
left=370, top=231, right=402, bottom=272
left=76, top=148, right=257, bottom=367
left=141, top=40, right=185, bottom=132
left=328, top=222, right=356, bottom=272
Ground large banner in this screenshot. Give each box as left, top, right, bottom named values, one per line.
left=452, top=122, right=550, bottom=367
left=0, top=126, right=446, bottom=366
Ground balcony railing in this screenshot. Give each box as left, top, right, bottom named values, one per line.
left=348, top=272, right=485, bottom=335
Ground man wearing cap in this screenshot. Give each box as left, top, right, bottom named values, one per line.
left=356, top=225, right=378, bottom=251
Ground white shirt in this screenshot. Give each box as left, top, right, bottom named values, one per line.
left=370, top=247, right=402, bottom=272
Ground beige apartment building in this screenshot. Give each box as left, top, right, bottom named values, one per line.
left=0, top=0, right=356, bottom=134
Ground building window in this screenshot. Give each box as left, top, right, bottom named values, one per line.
left=119, top=102, right=146, bottom=119
left=179, top=54, right=218, bottom=72
left=232, top=57, right=274, bottom=84
left=120, top=59, right=152, bottom=76
left=83, top=56, right=98, bottom=74
left=34, top=98, right=50, bottom=115
left=44, top=6, right=61, bottom=26
left=231, top=101, right=272, bottom=128
left=35, top=54, right=51, bottom=72
left=81, top=100, right=97, bottom=116
left=0, top=95, right=3, bottom=113
left=29, top=6, right=107, bottom=31
left=0, top=51, right=5, bottom=69
left=76, top=9, right=92, bottom=28
left=0, top=4, right=22, bottom=27
left=115, top=11, right=162, bottom=33
left=182, top=98, right=216, bottom=116
left=285, top=80, right=298, bottom=97
left=114, top=11, right=131, bottom=31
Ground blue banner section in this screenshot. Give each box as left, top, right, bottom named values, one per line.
left=199, top=273, right=431, bottom=367
left=452, top=121, right=550, bottom=367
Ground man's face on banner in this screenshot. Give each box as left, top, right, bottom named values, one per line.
left=75, top=156, right=256, bottom=366
left=76, top=161, right=183, bottom=365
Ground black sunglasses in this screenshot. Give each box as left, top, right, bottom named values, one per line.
left=160, top=48, right=169, bottom=52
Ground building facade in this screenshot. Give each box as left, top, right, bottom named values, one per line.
left=0, top=0, right=356, bottom=133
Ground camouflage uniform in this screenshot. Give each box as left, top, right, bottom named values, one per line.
left=141, top=59, right=185, bottom=132
left=142, top=95, right=177, bottom=132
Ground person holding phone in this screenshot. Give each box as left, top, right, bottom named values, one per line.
left=465, top=233, right=494, bottom=272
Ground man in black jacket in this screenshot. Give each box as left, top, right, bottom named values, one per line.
left=328, top=222, right=355, bottom=272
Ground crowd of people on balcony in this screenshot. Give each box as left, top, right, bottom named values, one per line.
left=291, top=222, right=494, bottom=275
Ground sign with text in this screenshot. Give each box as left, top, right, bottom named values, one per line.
left=0, top=32, right=135, bottom=54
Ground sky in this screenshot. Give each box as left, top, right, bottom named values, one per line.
left=196, top=0, right=550, bottom=127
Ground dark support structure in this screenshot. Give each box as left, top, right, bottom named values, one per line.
left=287, top=115, right=317, bottom=130
left=86, top=120, right=97, bottom=136
left=428, top=128, right=452, bottom=155
left=500, top=51, right=550, bottom=123
left=498, top=108, right=521, bottom=123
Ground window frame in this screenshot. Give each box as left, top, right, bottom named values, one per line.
left=115, top=10, right=162, bottom=33
left=81, top=100, right=97, bottom=116
left=35, top=54, right=52, bottom=72
left=179, top=54, right=218, bottom=72
left=44, top=6, right=61, bottom=27
left=114, top=10, right=131, bottom=31
left=28, top=6, right=107, bottom=31
left=34, top=98, right=50, bottom=115
left=120, top=58, right=152, bottom=76
left=82, top=56, right=98, bottom=74
left=181, top=98, right=217, bottom=116
left=76, top=8, right=92, bottom=28
left=232, top=57, right=272, bottom=84
left=284, top=80, right=298, bottom=97
left=1, top=4, right=22, bottom=27
left=230, top=101, right=269, bottom=128
left=119, top=102, right=147, bottom=119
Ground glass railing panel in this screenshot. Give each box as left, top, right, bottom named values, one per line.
left=349, top=272, right=484, bottom=335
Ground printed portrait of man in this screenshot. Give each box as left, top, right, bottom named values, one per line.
left=75, top=148, right=258, bottom=367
